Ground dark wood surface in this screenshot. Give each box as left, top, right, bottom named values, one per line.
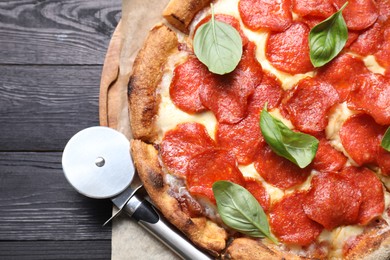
left=0, top=0, right=121, bottom=259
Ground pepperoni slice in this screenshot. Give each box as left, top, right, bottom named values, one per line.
left=303, top=172, right=362, bottom=230
left=195, top=14, right=249, bottom=46
left=266, top=22, right=314, bottom=75
left=244, top=178, right=270, bottom=212
left=200, top=85, right=246, bottom=124
left=231, top=42, right=264, bottom=98
left=254, top=145, right=312, bottom=190
left=187, top=149, right=245, bottom=203
left=312, top=137, right=347, bottom=172
left=317, top=53, right=370, bottom=101
left=340, top=114, right=390, bottom=176
left=346, top=31, right=360, bottom=48
left=292, top=0, right=335, bottom=18
left=216, top=114, right=264, bottom=165
left=199, top=42, right=263, bottom=124
left=377, top=0, right=390, bottom=22
left=269, top=192, right=323, bottom=246
left=341, top=116, right=390, bottom=175
left=160, top=122, right=216, bottom=177
left=348, top=73, right=390, bottom=125
left=170, top=57, right=210, bottom=113
left=374, top=21, right=390, bottom=70
left=349, top=22, right=384, bottom=56
left=341, top=166, right=385, bottom=225
left=282, top=77, right=339, bottom=134
left=247, top=72, right=283, bottom=115
left=339, top=114, right=384, bottom=166
left=299, top=16, right=326, bottom=29
left=238, top=0, right=292, bottom=32
left=333, top=0, right=379, bottom=31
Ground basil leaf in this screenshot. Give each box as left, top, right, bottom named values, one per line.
left=212, top=181, right=277, bottom=243
left=381, top=127, right=390, bottom=152
left=260, top=106, right=319, bottom=168
left=193, top=5, right=243, bottom=75
left=309, top=2, right=348, bottom=67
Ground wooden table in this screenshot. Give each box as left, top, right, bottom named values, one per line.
left=0, top=1, right=121, bottom=258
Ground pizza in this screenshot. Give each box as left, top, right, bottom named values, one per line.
left=126, top=0, right=390, bottom=259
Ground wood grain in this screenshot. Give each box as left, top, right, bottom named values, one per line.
left=0, top=65, right=101, bottom=151
left=0, top=152, right=112, bottom=240
left=0, top=0, right=121, bottom=65
left=0, top=241, right=110, bottom=260
left=0, top=0, right=120, bottom=258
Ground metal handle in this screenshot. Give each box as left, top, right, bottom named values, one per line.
left=123, top=194, right=212, bottom=260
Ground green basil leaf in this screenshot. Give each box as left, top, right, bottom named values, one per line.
left=212, top=181, right=277, bottom=243
left=381, top=127, right=390, bottom=152
left=260, top=106, right=319, bottom=168
left=309, top=2, right=349, bottom=67
left=193, top=5, right=242, bottom=75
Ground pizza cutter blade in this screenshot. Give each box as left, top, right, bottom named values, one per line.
left=62, top=126, right=133, bottom=199
left=61, top=126, right=211, bottom=260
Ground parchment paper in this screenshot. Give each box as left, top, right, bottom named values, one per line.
left=102, top=0, right=180, bottom=259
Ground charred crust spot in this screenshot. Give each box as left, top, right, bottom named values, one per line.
left=171, top=13, right=186, bottom=26
left=153, top=143, right=160, bottom=151
left=172, top=191, right=204, bottom=217
left=141, top=103, right=155, bottom=117
left=184, top=218, right=195, bottom=230
left=367, top=217, right=387, bottom=229
left=148, top=169, right=164, bottom=189
left=128, top=77, right=136, bottom=95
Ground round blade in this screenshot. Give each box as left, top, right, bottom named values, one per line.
left=62, top=126, right=134, bottom=199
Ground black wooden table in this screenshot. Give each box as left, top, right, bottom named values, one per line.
left=0, top=1, right=121, bottom=258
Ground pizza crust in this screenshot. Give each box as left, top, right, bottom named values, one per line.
left=163, top=0, right=212, bottom=33
left=223, top=238, right=304, bottom=260
left=128, top=24, right=178, bottom=143
left=344, top=220, right=390, bottom=260
left=130, top=139, right=227, bottom=256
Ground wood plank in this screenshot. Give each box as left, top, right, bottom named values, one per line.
left=0, top=241, right=110, bottom=260
left=0, top=152, right=112, bottom=240
left=0, top=65, right=103, bottom=151
left=0, top=0, right=121, bottom=65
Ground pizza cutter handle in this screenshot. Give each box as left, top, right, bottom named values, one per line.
left=124, top=194, right=212, bottom=260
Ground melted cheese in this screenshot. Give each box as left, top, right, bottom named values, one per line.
left=325, top=102, right=358, bottom=165
left=269, top=108, right=294, bottom=129
left=213, top=0, right=239, bottom=16
left=364, top=55, right=386, bottom=75
left=156, top=2, right=390, bottom=257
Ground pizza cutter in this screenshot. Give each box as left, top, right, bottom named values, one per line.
left=62, top=126, right=211, bottom=260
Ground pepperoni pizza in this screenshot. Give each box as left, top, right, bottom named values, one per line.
left=127, top=0, right=390, bottom=258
